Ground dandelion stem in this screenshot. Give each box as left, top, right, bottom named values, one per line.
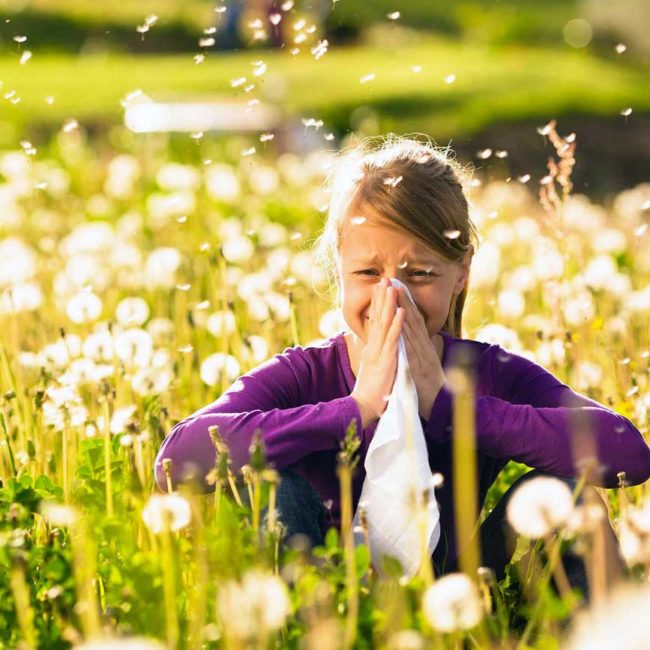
left=449, top=353, right=480, bottom=579
left=161, top=514, right=179, bottom=650
left=102, top=398, right=114, bottom=518
left=9, top=558, right=37, bottom=650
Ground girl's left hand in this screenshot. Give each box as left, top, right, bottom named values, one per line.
left=395, top=286, right=446, bottom=421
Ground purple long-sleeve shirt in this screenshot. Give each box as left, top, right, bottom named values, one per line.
left=155, top=330, right=650, bottom=562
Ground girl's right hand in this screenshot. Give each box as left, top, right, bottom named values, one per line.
left=350, top=278, right=405, bottom=428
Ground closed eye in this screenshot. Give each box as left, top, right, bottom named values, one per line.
left=356, top=269, right=439, bottom=278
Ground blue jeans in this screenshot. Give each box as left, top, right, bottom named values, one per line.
left=273, top=468, right=622, bottom=601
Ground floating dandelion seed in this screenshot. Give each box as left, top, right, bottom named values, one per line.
left=241, top=147, right=256, bottom=156
left=137, top=24, right=150, bottom=34
left=204, top=26, right=217, bottom=34
left=249, top=19, right=264, bottom=29
left=199, top=37, right=216, bottom=47
left=289, top=47, right=300, bottom=56
left=260, top=133, right=274, bottom=142
left=176, top=283, right=191, bottom=292
left=477, top=148, right=492, bottom=159
left=634, top=224, right=647, bottom=236
left=19, top=50, right=32, bottom=65
left=621, top=107, right=632, bottom=117
left=196, top=300, right=210, bottom=310
left=324, top=132, right=335, bottom=141
left=311, top=39, right=329, bottom=60
left=215, top=5, right=227, bottom=13
left=62, top=118, right=79, bottom=133
left=270, top=13, right=282, bottom=25
left=518, top=174, right=531, bottom=183
left=444, top=230, right=461, bottom=239
left=445, top=73, right=456, bottom=84
left=244, top=83, right=255, bottom=93
left=383, top=175, right=403, bottom=188
left=360, top=72, right=376, bottom=84
left=190, top=131, right=203, bottom=140
left=178, top=345, right=193, bottom=354
left=231, top=76, right=247, bottom=88
left=387, top=11, right=401, bottom=20
left=13, top=35, right=27, bottom=43
left=252, top=60, right=267, bottom=76
left=301, top=117, right=324, bottom=130
left=142, top=493, right=191, bottom=534
left=351, top=216, right=366, bottom=225
left=4, top=90, right=16, bottom=99
left=398, top=261, right=408, bottom=269
left=281, top=0, right=294, bottom=10
left=145, top=15, right=158, bottom=26
left=537, top=122, right=553, bottom=136
left=246, top=99, right=260, bottom=110
left=495, top=150, right=508, bottom=158
left=615, top=43, right=627, bottom=54
left=293, top=18, right=306, bottom=30
left=294, top=33, right=307, bottom=44
left=306, top=24, right=317, bottom=34
left=412, top=65, right=422, bottom=73
left=45, top=95, right=55, bottom=104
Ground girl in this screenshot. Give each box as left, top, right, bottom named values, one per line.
left=154, top=136, right=650, bottom=584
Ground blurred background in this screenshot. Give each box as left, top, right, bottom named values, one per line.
left=0, top=0, right=648, bottom=196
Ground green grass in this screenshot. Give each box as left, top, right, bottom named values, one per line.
left=0, top=35, right=648, bottom=144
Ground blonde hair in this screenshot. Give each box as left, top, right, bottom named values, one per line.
left=313, top=134, right=478, bottom=337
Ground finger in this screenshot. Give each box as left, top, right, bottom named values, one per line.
left=380, top=285, right=397, bottom=339
left=385, top=306, right=404, bottom=346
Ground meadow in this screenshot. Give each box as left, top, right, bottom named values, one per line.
left=0, top=118, right=649, bottom=649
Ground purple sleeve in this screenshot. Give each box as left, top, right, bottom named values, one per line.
left=425, top=346, right=650, bottom=488
left=154, top=351, right=362, bottom=492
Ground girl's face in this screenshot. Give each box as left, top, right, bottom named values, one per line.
left=336, top=204, right=473, bottom=343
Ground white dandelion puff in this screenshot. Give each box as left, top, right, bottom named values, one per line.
left=200, top=353, right=241, bottom=386
left=142, top=493, right=191, bottom=534
left=66, top=290, right=102, bottom=324
left=506, top=476, right=575, bottom=538
left=422, top=573, right=483, bottom=633
left=360, top=72, right=376, bottom=84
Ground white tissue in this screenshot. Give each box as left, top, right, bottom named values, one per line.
left=351, top=277, right=441, bottom=578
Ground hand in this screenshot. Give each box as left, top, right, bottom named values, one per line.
left=395, top=286, right=446, bottom=421
left=350, top=277, right=405, bottom=428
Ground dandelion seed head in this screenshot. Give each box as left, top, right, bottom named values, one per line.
left=142, top=493, right=191, bottom=534
left=40, top=501, right=77, bottom=527
left=506, top=476, right=574, bottom=538
left=422, top=573, right=483, bottom=633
